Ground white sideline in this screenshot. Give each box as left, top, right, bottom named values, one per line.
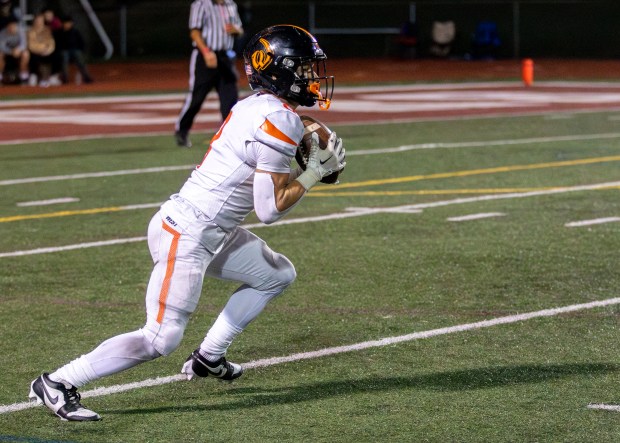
left=587, top=404, right=620, bottom=412
left=4, top=132, right=620, bottom=186
left=16, top=197, right=80, bottom=207
left=0, top=237, right=149, bottom=258
left=0, top=165, right=193, bottom=186
left=1, top=296, right=618, bottom=415
left=447, top=212, right=506, bottom=222
left=565, top=217, right=620, bottom=227
left=2, top=180, right=620, bottom=259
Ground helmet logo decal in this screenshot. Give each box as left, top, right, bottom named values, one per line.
left=251, top=37, right=273, bottom=71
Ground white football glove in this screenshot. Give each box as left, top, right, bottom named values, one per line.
left=296, top=132, right=346, bottom=190
left=315, top=132, right=346, bottom=175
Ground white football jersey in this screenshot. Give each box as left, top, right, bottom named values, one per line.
left=177, top=92, right=304, bottom=231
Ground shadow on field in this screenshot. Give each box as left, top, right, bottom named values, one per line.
left=106, top=362, right=618, bottom=416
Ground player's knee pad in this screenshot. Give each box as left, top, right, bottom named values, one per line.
left=142, top=316, right=187, bottom=356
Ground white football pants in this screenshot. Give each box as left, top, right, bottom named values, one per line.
left=53, top=197, right=296, bottom=387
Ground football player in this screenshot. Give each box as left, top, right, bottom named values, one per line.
left=29, top=24, right=346, bottom=421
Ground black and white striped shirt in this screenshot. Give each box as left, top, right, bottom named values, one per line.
left=189, top=0, right=242, bottom=51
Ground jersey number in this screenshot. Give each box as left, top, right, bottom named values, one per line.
left=198, top=111, right=233, bottom=168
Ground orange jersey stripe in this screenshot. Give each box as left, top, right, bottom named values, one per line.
left=156, top=222, right=181, bottom=324
left=260, top=118, right=297, bottom=146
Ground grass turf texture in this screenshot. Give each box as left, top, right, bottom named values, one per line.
left=1, top=109, right=620, bottom=441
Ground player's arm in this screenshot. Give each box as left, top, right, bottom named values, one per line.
left=260, top=170, right=306, bottom=207
left=252, top=133, right=308, bottom=224
left=253, top=108, right=335, bottom=223
left=254, top=168, right=307, bottom=224
left=253, top=133, right=345, bottom=224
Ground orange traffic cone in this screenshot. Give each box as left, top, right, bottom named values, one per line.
left=522, top=58, right=534, bottom=87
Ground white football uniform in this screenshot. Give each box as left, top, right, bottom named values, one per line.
left=178, top=92, right=303, bottom=231
left=51, top=92, right=306, bottom=387
left=142, top=91, right=304, bottom=355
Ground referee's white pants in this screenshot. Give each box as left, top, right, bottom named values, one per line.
left=142, top=198, right=297, bottom=356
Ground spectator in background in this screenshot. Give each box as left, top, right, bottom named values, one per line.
left=43, top=7, right=63, bottom=85
left=58, top=15, right=93, bottom=84
left=395, top=20, right=418, bottom=59
left=0, top=18, right=29, bottom=84
left=43, top=8, right=62, bottom=32
left=27, top=13, right=55, bottom=86
left=0, top=0, right=17, bottom=32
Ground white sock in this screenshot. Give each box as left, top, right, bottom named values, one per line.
left=50, top=330, right=160, bottom=388
left=200, top=314, right=242, bottom=358
left=49, top=355, right=97, bottom=388
left=199, top=284, right=284, bottom=358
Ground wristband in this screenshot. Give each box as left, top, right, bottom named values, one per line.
left=295, top=169, right=321, bottom=191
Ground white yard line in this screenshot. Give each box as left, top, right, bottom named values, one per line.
left=0, top=93, right=185, bottom=107
left=0, top=237, right=149, bottom=258
left=0, top=130, right=175, bottom=146
left=0, top=165, right=193, bottom=186
left=0, top=83, right=519, bottom=108
left=2, top=180, right=619, bottom=259
left=351, top=132, right=620, bottom=156
left=4, top=132, right=620, bottom=187
left=16, top=197, right=80, bottom=207
left=2, top=82, right=619, bottom=109
left=1, top=296, right=618, bottom=415
left=447, top=212, right=506, bottom=222
left=587, top=404, right=620, bottom=412
left=6, top=110, right=620, bottom=147
left=565, top=217, right=620, bottom=227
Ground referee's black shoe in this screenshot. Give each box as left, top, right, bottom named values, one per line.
left=175, top=131, right=192, bottom=148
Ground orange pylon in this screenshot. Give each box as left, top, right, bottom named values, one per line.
left=522, top=58, right=534, bottom=87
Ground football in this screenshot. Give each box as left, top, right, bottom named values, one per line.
left=295, top=115, right=342, bottom=184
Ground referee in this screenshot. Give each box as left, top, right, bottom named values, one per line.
left=175, top=0, right=243, bottom=148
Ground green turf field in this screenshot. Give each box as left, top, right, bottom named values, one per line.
left=1, top=109, right=620, bottom=442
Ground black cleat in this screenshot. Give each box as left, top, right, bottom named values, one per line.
left=29, top=373, right=101, bottom=421
left=181, top=350, right=243, bottom=381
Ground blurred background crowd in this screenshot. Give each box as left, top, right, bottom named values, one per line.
left=0, top=0, right=93, bottom=86
left=2, top=0, right=620, bottom=88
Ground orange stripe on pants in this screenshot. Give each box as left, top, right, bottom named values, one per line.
left=157, top=222, right=181, bottom=324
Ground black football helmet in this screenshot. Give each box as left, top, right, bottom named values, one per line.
left=243, top=25, right=334, bottom=109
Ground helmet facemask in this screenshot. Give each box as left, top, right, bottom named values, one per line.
left=243, top=25, right=334, bottom=110
left=289, top=58, right=333, bottom=110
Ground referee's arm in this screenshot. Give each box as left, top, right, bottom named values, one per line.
left=190, top=28, right=217, bottom=68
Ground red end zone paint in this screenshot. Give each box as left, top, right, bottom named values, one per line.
left=2, top=59, right=620, bottom=144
